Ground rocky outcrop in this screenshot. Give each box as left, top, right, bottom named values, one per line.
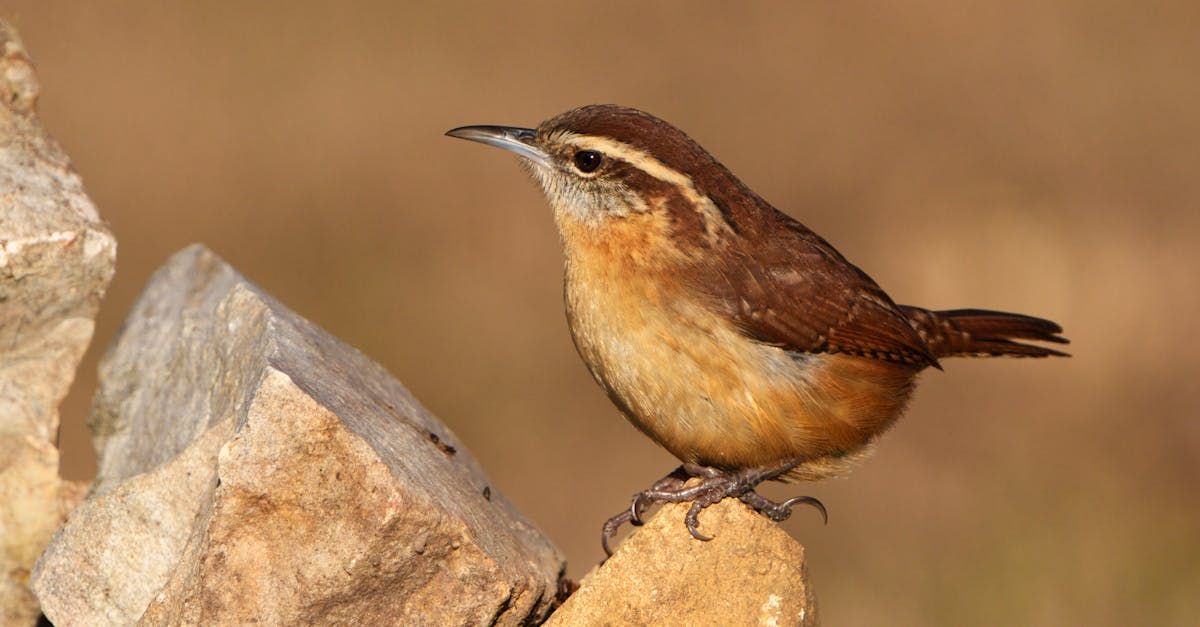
left=0, top=20, right=117, bottom=626
left=32, top=246, right=564, bottom=626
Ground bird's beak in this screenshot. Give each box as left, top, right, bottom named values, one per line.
left=445, top=125, right=551, bottom=168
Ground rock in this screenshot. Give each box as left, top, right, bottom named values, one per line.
left=547, top=499, right=818, bottom=626
left=32, top=245, right=565, bottom=626
left=0, top=20, right=116, bottom=626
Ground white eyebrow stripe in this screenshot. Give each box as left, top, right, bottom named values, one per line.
left=563, top=135, right=693, bottom=188
left=561, top=135, right=734, bottom=240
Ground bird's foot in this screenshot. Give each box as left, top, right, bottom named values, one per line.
left=601, top=460, right=826, bottom=555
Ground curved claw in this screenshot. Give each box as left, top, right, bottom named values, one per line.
left=629, top=494, right=652, bottom=526
left=781, top=495, right=828, bottom=525
left=601, top=509, right=635, bottom=557
left=685, top=501, right=713, bottom=541
left=601, top=534, right=615, bottom=557
left=628, top=497, right=642, bottom=526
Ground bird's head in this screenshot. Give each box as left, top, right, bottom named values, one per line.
left=447, top=105, right=746, bottom=241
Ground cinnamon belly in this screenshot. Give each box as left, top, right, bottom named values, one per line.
left=565, top=257, right=919, bottom=479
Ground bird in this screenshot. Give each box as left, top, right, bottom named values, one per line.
left=446, top=105, right=1069, bottom=555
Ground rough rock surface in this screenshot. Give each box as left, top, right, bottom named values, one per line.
left=548, top=499, right=818, bottom=626
left=0, top=20, right=116, bottom=626
left=32, top=245, right=565, bottom=626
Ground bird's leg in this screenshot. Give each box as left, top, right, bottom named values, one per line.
left=602, top=458, right=829, bottom=553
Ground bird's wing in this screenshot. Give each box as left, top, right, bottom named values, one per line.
left=701, top=219, right=938, bottom=367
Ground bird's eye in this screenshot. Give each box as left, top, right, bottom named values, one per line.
left=572, top=150, right=603, bottom=173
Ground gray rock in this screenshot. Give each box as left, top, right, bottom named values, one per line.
left=0, top=20, right=116, bottom=626
left=33, top=245, right=565, bottom=626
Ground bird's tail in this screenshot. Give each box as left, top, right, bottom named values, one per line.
left=900, top=307, right=1070, bottom=359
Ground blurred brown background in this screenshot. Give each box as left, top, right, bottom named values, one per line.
left=7, top=1, right=1198, bottom=624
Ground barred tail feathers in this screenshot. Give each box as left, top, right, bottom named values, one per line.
left=901, top=307, right=1070, bottom=359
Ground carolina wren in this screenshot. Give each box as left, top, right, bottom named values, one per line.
left=447, top=105, right=1068, bottom=554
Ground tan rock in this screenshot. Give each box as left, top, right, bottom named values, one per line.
left=548, top=499, right=818, bottom=626
left=32, top=246, right=565, bottom=626
left=33, top=421, right=233, bottom=625
left=0, top=20, right=116, bottom=626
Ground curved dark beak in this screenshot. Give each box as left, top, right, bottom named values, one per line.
left=445, top=125, right=551, bottom=168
